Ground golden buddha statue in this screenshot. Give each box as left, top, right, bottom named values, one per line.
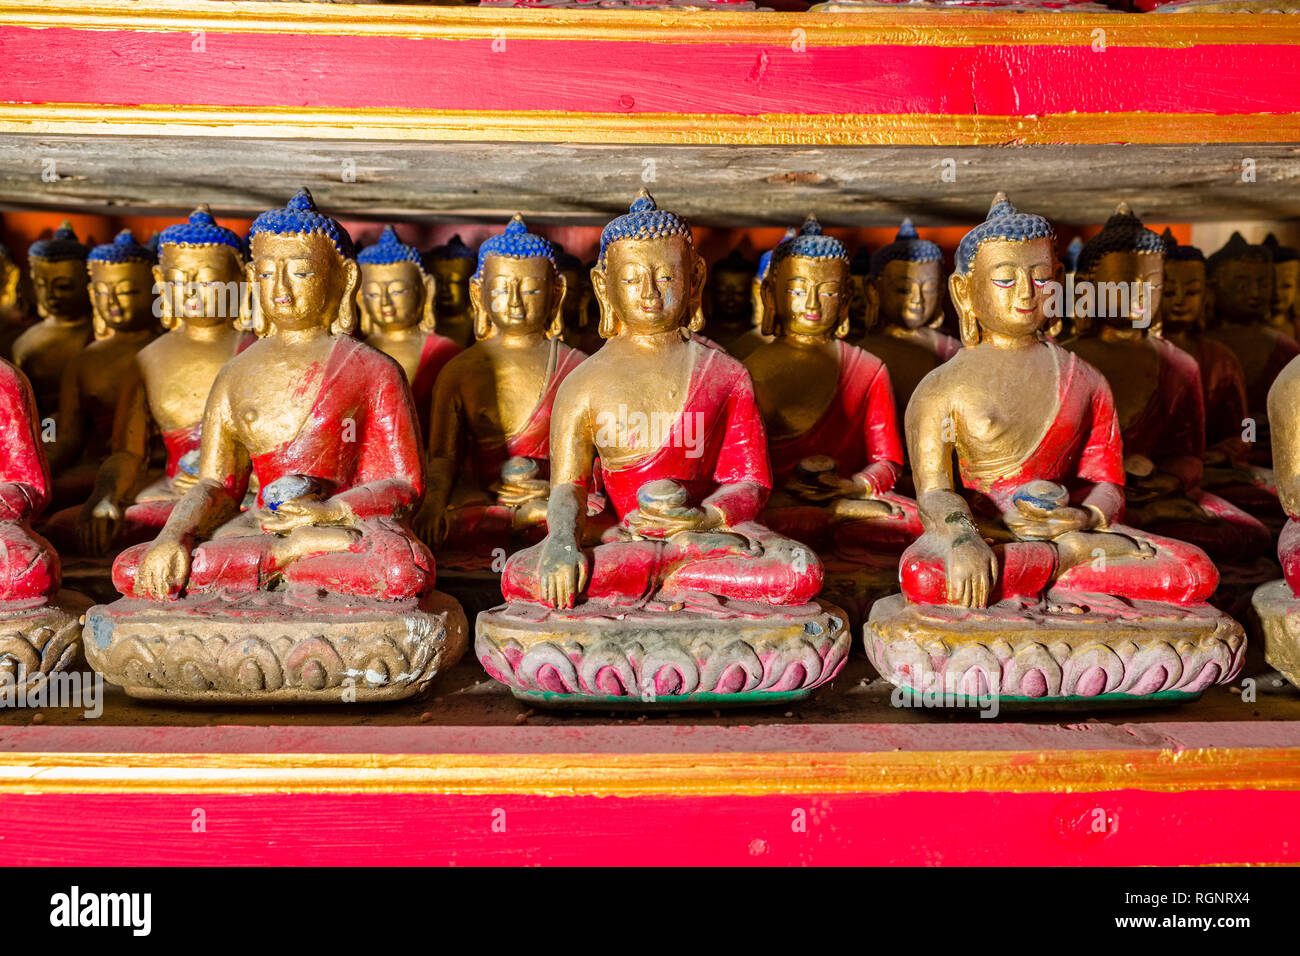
left=46, top=231, right=160, bottom=506
left=12, top=223, right=92, bottom=415
left=854, top=220, right=960, bottom=428
left=42, top=207, right=254, bottom=567
left=700, top=248, right=757, bottom=353
left=83, top=189, right=465, bottom=703
left=424, top=233, right=475, bottom=349
left=1062, top=203, right=1270, bottom=567
left=414, top=214, right=589, bottom=589
left=1160, top=229, right=1283, bottom=537
left=477, top=192, right=848, bottom=708
left=1205, top=232, right=1300, bottom=465
left=867, top=194, right=1243, bottom=707
left=0, top=241, right=32, bottom=360
left=554, top=243, right=601, bottom=356
left=1264, top=234, right=1300, bottom=338
left=743, top=215, right=923, bottom=622
left=357, top=225, right=462, bottom=436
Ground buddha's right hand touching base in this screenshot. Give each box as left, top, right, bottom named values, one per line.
left=135, top=535, right=192, bottom=600
left=940, top=524, right=1000, bottom=608
left=536, top=533, right=589, bottom=609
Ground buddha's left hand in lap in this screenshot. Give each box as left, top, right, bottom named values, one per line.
left=1001, top=498, right=1094, bottom=540
left=258, top=498, right=352, bottom=535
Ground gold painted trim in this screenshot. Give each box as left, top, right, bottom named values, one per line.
left=1, top=104, right=1298, bottom=145
left=0, top=0, right=1297, bottom=46
left=0, top=748, right=1297, bottom=796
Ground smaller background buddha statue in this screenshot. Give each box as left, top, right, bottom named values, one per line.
left=357, top=225, right=462, bottom=438
left=0, top=241, right=32, bottom=360
left=46, top=230, right=160, bottom=507
left=13, top=222, right=93, bottom=416
left=1264, top=233, right=1300, bottom=339
left=701, top=247, right=758, bottom=353
left=424, top=233, right=476, bottom=349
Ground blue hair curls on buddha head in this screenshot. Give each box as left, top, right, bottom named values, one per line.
left=1265, top=233, right=1299, bottom=265
left=770, top=215, right=848, bottom=267
left=598, top=190, right=693, bottom=266
left=357, top=225, right=426, bottom=271
left=1207, top=231, right=1273, bottom=279
left=88, top=229, right=156, bottom=265
left=871, top=219, right=943, bottom=276
left=953, top=192, right=1056, bottom=277
left=758, top=227, right=798, bottom=281
left=473, top=214, right=555, bottom=282
left=1076, top=202, right=1166, bottom=276
left=248, top=187, right=353, bottom=260
left=29, top=221, right=91, bottom=262
left=159, top=205, right=246, bottom=259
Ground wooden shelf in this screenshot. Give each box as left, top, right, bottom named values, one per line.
left=2, top=656, right=1299, bottom=864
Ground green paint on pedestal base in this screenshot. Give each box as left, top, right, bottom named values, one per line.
left=894, top=685, right=1203, bottom=712
left=511, top=688, right=813, bottom=711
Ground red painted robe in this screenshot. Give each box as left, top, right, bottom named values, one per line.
left=1118, top=338, right=1269, bottom=563
left=0, top=359, right=59, bottom=605
left=503, top=342, right=823, bottom=607
left=763, top=340, right=922, bottom=555
left=901, top=344, right=1218, bottom=606
left=113, top=336, right=434, bottom=601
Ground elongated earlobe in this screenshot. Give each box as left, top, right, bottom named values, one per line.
left=419, top=274, right=438, bottom=333
left=331, top=259, right=360, bottom=335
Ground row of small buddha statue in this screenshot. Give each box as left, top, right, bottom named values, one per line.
left=0, top=189, right=1297, bottom=707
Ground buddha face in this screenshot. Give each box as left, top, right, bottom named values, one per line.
left=768, top=255, right=847, bottom=338
left=431, top=258, right=473, bottom=313
left=595, top=236, right=703, bottom=336
left=155, top=244, right=244, bottom=328
left=1162, top=259, right=1207, bottom=331
left=876, top=259, right=942, bottom=331
left=710, top=269, right=753, bottom=324
left=1088, top=249, right=1163, bottom=330
left=89, top=260, right=155, bottom=332
left=1213, top=258, right=1273, bottom=323
left=951, top=237, right=1059, bottom=341
left=30, top=257, right=90, bottom=322
left=250, top=232, right=357, bottom=333
left=471, top=256, right=563, bottom=337
left=360, top=261, right=429, bottom=332
left=1274, top=260, right=1300, bottom=318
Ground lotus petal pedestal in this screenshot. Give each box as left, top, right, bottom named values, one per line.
left=1249, top=579, right=1300, bottom=689
left=477, top=596, right=850, bottom=709
left=866, top=592, right=1244, bottom=708
left=84, top=589, right=467, bottom=704
left=0, top=590, right=94, bottom=691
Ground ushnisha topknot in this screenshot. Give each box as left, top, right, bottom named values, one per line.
left=1264, top=233, right=1300, bottom=265
left=357, top=225, right=425, bottom=269
left=953, top=192, right=1057, bottom=277
left=1207, top=231, right=1272, bottom=277
left=552, top=242, right=584, bottom=274
left=598, top=190, right=693, bottom=265
left=770, top=215, right=849, bottom=267
left=758, top=227, right=798, bottom=281
left=426, top=233, right=474, bottom=262
left=1076, top=201, right=1166, bottom=276
left=29, top=221, right=90, bottom=262
left=870, top=218, right=943, bottom=276
left=88, top=229, right=156, bottom=265
left=1161, top=228, right=1205, bottom=264
left=247, top=187, right=353, bottom=260
left=713, top=247, right=756, bottom=276
left=474, top=214, right=556, bottom=281
left=158, top=205, right=246, bottom=257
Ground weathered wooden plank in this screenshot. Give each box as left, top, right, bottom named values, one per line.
left=0, top=135, right=1297, bottom=225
